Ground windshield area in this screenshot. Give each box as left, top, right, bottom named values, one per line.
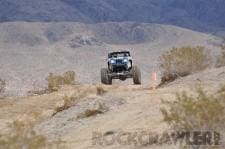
left=109, top=52, right=130, bottom=58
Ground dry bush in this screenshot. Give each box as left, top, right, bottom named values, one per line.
left=28, top=80, right=49, bottom=96
left=161, top=86, right=225, bottom=148
left=218, top=84, right=225, bottom=93
left=0, top=121, right=47, bottom=149
left=216, top=44, right=225, bottom=67
left=159, top=46, right=211, bottom=85
left=84, top=109, right=104, bottom=117
left=161, top=85, right=225, bottom=132
left=53, top=87, right=97, bottom=116
left=63, top=71, right=75, bottom=84
left=46, top=73, right=64, bottom=92
left=46, top=71, right=75, bottom=92
left=96, top=86, right=107, bottom=95
left=0, top=79, right=6, bottom=94
left=53, top=95, right=76, bottom=116
left=84, top=103, right=109, bottom=118
left=78, top=103, right=109, bottom=119
left=0, top=121, right=65, bottom=149
left=28, top=89, right=49, bottom=96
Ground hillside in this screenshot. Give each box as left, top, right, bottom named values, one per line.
left=0, top=0, right=225, bottom=33
left=0, top=66, right=225, bottom=148
left=0, top=22, right=221, bottom=96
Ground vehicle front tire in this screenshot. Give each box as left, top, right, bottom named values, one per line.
left=132, top=66, right=141, bottom=85
left=101, top=68, right=112, bottom=85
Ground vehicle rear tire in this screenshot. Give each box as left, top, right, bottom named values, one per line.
left=101, top=68, right=112, bottom=85
left=132, top=66, right=141, bottom=84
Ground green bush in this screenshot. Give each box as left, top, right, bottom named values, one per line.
left=159, top=46, right=211, bottom=85
left=46, top=71, right=76, bottom=92
left=161, top=85, right=225, bottom=132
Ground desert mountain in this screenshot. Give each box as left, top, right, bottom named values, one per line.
left=0, top=22, right=221, bottom=95
left=0, top=0, right=225, bottom=33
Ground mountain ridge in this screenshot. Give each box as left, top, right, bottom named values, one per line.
left=0, top=22, right=221, bottom=96
left=0, top=0, right=225, bottom=33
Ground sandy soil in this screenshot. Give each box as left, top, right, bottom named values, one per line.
left=0, top=66, right=224, bottom=148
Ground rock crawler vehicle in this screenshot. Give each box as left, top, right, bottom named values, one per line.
left=101, top=51, right=141, bottom=85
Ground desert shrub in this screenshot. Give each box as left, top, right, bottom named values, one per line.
left=63, top=71, right=75, bottom=84
left=46, top=71, right=75, bottom=92
left=161, top=85, right=225, bottom=132
left=161, top=86, right=225, bottom=148
left=0, top=79, right=6, bottom=94
left=0, top=121, right=47, bottom=149
left=46, top=73, right=63, bottom=92
left=84, top=103, right=109, bottom=118
left=53, top=95, right=76, bottom=116
left=96, top=86, right=107, bottom=95
left=28, top=80, right=50, bottom=96
left=53, top=87, right=98, bottom=116
left=216, top=44, right=225, bottom=67
left=28, top=89, right=49, bottom=96
left=159, top=46, right=211, bottom=85
left=77, top=103, right=109, bottom=119
left=0, top=121, right=65, bottom=149
left=84, top=109, right=104, bottom=117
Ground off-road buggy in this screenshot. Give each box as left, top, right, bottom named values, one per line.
left=101, top=51, right=141, bottom=85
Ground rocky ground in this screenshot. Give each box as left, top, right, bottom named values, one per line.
left=0, top=66, right=224, bottom=149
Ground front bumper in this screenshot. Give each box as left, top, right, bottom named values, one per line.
left=108, top=71, right=133, bottom=79
left=110, top=64, right=129, bottom=72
